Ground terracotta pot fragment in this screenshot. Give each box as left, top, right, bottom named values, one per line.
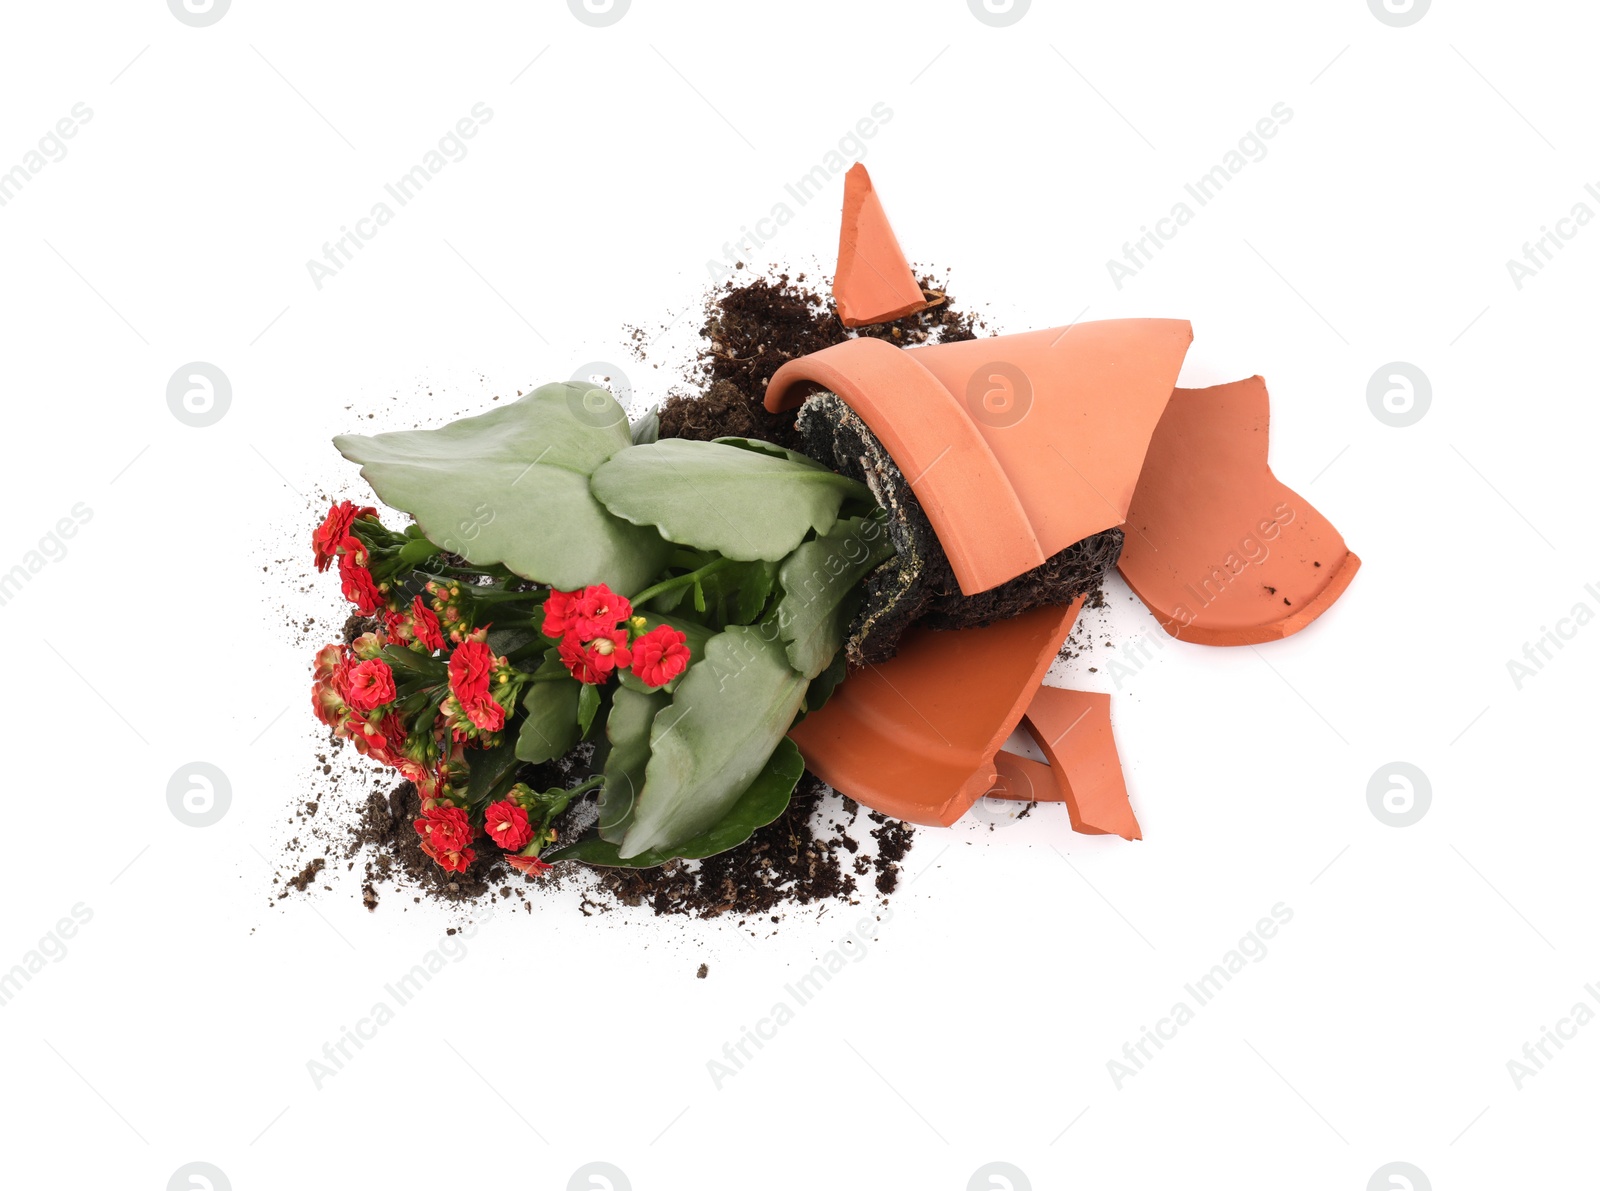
left=767, top=318, right=1193, bottom=597
left=1018, top=687, right=1140, bottom=840
left=832, top=164, right=930, bottom=327
left=787, top=601, right=1081, bottom=826
left=1116, top=376, right=1361, bottom=645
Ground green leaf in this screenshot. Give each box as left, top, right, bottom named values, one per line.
left=380, top=645, right=447, bottom=682
left=464, top=737, right=522, bottom=808
left=529, top=644, right=569, bottom=681
left=486, top=625, right=539, bottom=658
left=774, top=512, right=897, bottom=679
left=590, top=439, right=870, bottom=564
left=631, top=407, right=660, bottom=445
left=618, top=624, right=809, bottom=859
left=597, top=686, right=670, bottom=843
left=712, top=437, right=832, bottom=469
left=730, top=559, right=779, bottom=625
left=802, top=647, right=849, bottom=717
left=396, top=537, right=441, bottom=567
left=576, top=681, right=602, bottom=737
left=547, top=737, right=803, bottom=867
left=516, top=677, right=582, bottom=763
left=335, top=382, right=672, bottom=593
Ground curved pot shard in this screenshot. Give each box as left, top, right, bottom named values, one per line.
left=787, top=602, right=1080, bottom=827
left=766, top=318, right=1193, bottom=597
left=1017, top=687, right=1140, bottom=841
left=1117, top=376, right=1361, bottom=646
left=833, top=164, right=930, bottom=327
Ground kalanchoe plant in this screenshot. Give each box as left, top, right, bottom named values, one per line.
left=310, top=382, right=895, bottom=874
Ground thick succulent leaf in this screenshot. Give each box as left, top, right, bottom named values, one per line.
left=465, top=737, right=522, bottom=808
left=589, top=439, right=869, bottom=563
left=576, top=681, right=603, bottom=737
left=334, top=382, right=671, bottom=592
left=597, top=686, right=670, bottom=842
left=617, top=625, right=808, bottom=858
left=631, top=407, right=660, bottom=445
left=516, top=678, right=582, bottom=763
left=775, top=512, right=897, bottom=679
left=547, top=738, right=803, bottom=867
left=712, top=436, right=831, bottom=469
left=802, top=648, right=849, bottom=717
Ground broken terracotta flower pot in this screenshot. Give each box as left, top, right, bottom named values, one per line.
left=769, top=167, right=1356, bottom=840
left=788, top=602, right=1083, bottom=827
left=1116, top=376, right=1362, bottom=645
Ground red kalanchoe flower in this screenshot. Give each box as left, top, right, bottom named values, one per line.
left=313, top=643, right=345, bottom=682
left=423, top=841, right=476, bottom=873
left=345, top=658, right=396, bottom=713
left=414, top=804, right=472, bottom=853
left=559, top=628, right=632, bottom=685
left=464, top=692, right=505, bottom=733
left=338, top=538, right=383, bottom=615
left=383, top=608, right=414, bottom=645
left=506, top=853, right=552, bottom=876
left=410, top=595, right=445, bottom=652
left=446, top=637, right=508, bottom=738
left=313, top=500, right=376, bottom=572
left=571, top=584, right=633, bottom=641
left=484, top=799, right=534, bottom=852
left=352, top=711, right=409, bottom=770
left=629, top=625, right=691, bottom=688
left=540, top=588, right=580, bottom=639
left=448, top=639, right=494, bottom=704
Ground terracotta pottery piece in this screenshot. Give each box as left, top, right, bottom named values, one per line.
left=832, top=164, right=930, bottom=328
left=986, top=690, right=1140, bottom=841
left=766, top=319, right=1194, bottom=596
left=1018, top=687, right=1140, bottom=840
left=787, top=601, right=1081, bottom=826
left=1117, top=376, right=1362, bottom=646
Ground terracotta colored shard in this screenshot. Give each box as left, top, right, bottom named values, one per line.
left=832, top=164, right=930, bottom=327
left=988, top=750, right=1064, bottom=804
left=787, top=601, right=1081, bottom=826
left=767, top=318, right=1193, bottom=597
left=1117, top=376, right=1362, bottom=646
left=1018, top=687, right=1140, bottom=841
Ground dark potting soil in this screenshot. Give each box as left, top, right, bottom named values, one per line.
left=657, top=271, right=983, bottom=451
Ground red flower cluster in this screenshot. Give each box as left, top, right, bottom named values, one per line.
left=314, top=501, right=388, bottom=615
left=384, top=594, right=445, bottom=653
left=543, top=585, right=690, bottom=689
left=414, top=803, right=474, bottom=872
left=309, top=504, right=564, bottom=880
left=445, top=635, right=508, bottom=738
left=313, top=500, right=375, bottom=572
left=311, top=634, right=451, bottom=802
left=632, top=625, right=692, bottom=687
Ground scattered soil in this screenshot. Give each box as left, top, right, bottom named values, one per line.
left=274, top=765, right=909, bottom=924
left=658, top=271, right=982, bottom=452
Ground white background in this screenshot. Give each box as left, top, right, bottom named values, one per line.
left=1, top=2, right=1595, bottom=1188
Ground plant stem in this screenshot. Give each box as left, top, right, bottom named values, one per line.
left=630, top=557, right=733, bottom=609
